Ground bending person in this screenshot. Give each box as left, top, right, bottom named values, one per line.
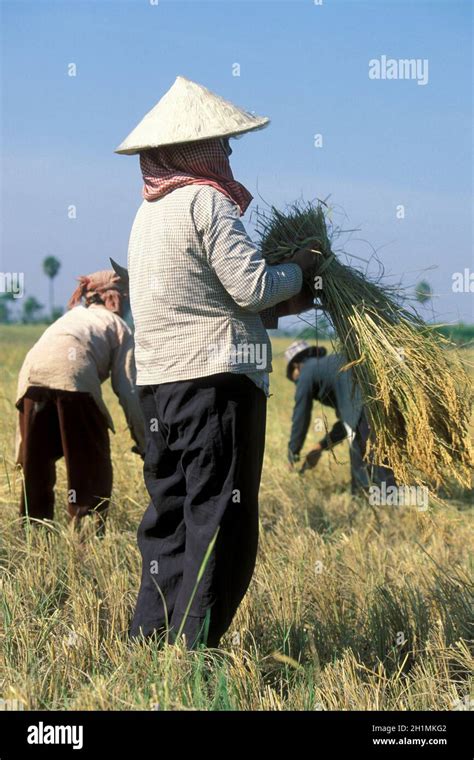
left=285, top=340, right=396, bottom=493
left=16, top=266, right=145, bottom=533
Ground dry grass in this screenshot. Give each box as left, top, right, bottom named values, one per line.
left=0, top=326, right=472, bottom=711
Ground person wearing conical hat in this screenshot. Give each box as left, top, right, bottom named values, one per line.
left=285, top=340, right=396, bottom=492
left=15, top=265, right=145, bottom=534
left=117, top=76, right=315, bottom=648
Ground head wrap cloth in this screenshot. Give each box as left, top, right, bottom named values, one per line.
left=68, top=270, right=127, bottom=313
left=140, top=138, right=252, bottom=215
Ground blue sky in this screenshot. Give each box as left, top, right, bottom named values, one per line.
left=1, top=0, right=472, bottom=324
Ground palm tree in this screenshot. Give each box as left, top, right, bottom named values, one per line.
left=42, top=256, right=61, bottom=317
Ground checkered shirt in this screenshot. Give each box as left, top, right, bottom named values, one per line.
left=128, top=184, right=302, bottom=387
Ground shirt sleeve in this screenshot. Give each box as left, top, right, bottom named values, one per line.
left=110, top=321, right=146, bottom=453
left=193, top=186, right=303, bottom=312
left=289, top=370, right=314, bottom=455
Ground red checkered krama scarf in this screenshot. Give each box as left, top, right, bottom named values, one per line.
left=140, top=138, right=253, bottom=216
left=67, top=270, right=127, bottom=314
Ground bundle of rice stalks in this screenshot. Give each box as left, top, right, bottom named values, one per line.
left=257, top=200, right=473, bottom=496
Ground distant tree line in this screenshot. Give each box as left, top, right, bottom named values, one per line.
left=0, top=269, right=472, bottom=346
left=0, top=256, right=62, bottom=324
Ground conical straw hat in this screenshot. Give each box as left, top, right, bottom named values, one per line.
left=115, top=76, right=270, bottom=155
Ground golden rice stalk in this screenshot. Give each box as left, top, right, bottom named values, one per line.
left=257, top=201, right=473, bottom=495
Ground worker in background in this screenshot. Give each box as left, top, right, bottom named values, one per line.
left=15, top=263, right=145, bottom=534
left=285, top=340, right=396, bottom=492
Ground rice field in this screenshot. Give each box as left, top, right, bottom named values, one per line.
left=0, top=325, right=472, bottom=711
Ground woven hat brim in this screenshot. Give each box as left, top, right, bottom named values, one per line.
left=115, top=118, right=269, bottom=155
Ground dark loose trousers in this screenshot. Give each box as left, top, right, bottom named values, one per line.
left=17, top=387, right=113, bottom=522
left=350, top=412, right=397, bottom=494
left=130, top=373, right=267, bottom=649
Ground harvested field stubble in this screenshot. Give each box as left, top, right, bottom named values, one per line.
left=0, top=327, right=472, bottom=710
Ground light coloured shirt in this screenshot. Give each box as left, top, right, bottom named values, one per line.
left=16, top=304, right=145, bottom=452
left=128, top=184, right=302, bottom=387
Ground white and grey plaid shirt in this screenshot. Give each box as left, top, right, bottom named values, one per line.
left=128, top=184, right=302, bottom=389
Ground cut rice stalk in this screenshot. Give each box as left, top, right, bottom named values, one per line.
left=257, top=200, right=473, bottom=496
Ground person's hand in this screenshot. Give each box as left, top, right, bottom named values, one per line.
left=288, top=248, right=316, bottom=280
left=300, top=444, right=323, bottom=473
left=287, top=446, right=300, bottom=471
left=276, top=283, right=314, bottom=317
